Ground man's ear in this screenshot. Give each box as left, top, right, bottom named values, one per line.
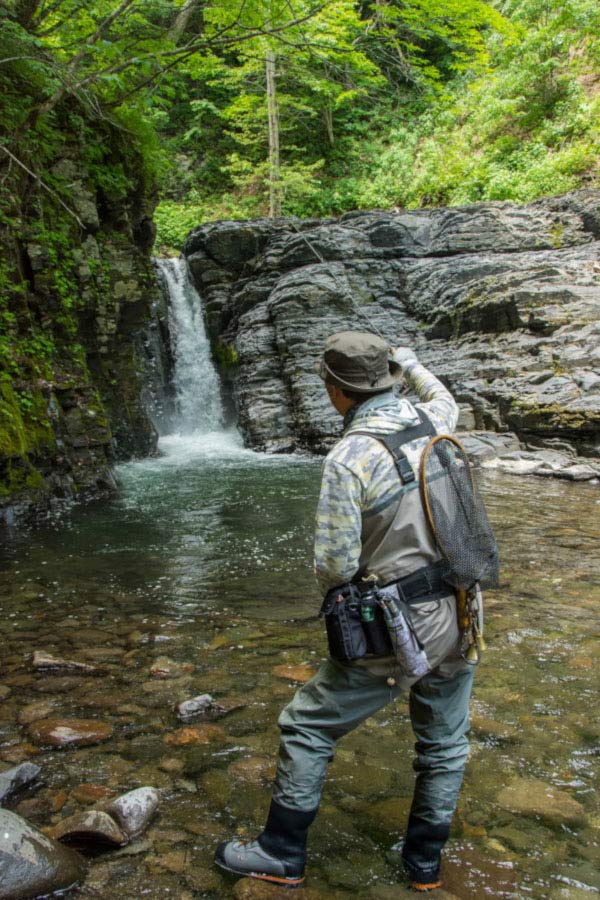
left=326, top=382, right=355, bottom=415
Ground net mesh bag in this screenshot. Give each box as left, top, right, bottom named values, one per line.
left=420, top=436, right=500, bottom=591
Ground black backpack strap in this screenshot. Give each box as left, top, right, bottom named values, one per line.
left=352, top=409, right=436, bottom=485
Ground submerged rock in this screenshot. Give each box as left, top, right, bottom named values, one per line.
left=17, top=700, right=57, bottom=726
left=470, top=715, right=519, bottom=742
left=177, top=693, right=246, bottom=722
left=28, top=718, right=113, bottom=748
left=164, top=724, right=227, bottom=746
left=107, top=787, right=160, bottom=838
left=496, top=778, right=588, bottom=827
left=233, top=878, right=326, bottom=899
left=33, top=676, right=87, bottom=694
left=149, top=656, right=195, bottom=679
left=177, top=694, right=219, bottom=720
left=32, top=651, right=103, bottom=675
left=0, top=745, right=40, bottom=765
left=227, top=757, right=276, bottom=786
left=71, top=783, right=115, bottom=805
left=0, top=686, right=11, bottom=701
left=272, top=664, right=316, bottom=683
left=0, top=808, right=86, bottom=900
left=368, top=888, right=458, bottom=900
left=47, top=809, right=127, bottom=847
left=0, top=763, right=41, bottom=805
left=359, top=796, right=412, bottom=836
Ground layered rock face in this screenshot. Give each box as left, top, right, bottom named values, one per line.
left=183, top=191, right=600, bottom=461
left=0, top=131, right=160, bottom=524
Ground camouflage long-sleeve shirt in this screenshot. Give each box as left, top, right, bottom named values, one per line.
left=314, top=361, right=459, bottom=596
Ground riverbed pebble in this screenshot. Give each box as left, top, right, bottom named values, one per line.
left=0, top=808, right=86, bottom=899
left=163, top=724, right=226, bottom=746
left=177, top=693, right=218, bottom=720
left=28, top=718, right=114, bottom=748
left=233, top=878, right=327, bottom=900
left=33, top=676, right=87, bottom=694
left=71, top=783, right=115, bottom=804
left=32, top=650, right=103, bottom=675
left=470, top=715, right=519, bottom=742
left=17, top=699, right=57, bottom=725
left=146, top=849, right=188, bottom=874
left=227, top=756, right=276, bottom=786
left=149, top=656, right=195, bottom=678
left=0, top=686, right=11, bottom=701
left=0, top=743, right=40, bottom=764
left=158, top=757, right=185, bottom=774
left=107, top=787, right=160, bottom=838
left=360, top=796, right=412, bottom=835
left=47, top=809, right=128, bottom=847
left=272, top=664, right=315, bottom=683
left=0, top=761, right=41, bottom=804
left=368, top=886, right=458, bottom=900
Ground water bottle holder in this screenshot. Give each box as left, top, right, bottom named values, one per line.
left=320, top=588, right=392, bottom=662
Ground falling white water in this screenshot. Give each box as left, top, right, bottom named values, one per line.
left=155, top=257, right=225, bottom=435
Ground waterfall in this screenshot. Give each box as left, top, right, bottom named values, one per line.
left=154, top=258, right=224, bottom=435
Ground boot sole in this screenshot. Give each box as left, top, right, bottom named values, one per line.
left=215, top=857, right=305, bottom=887
left=410, top=880, right=443, bottom=892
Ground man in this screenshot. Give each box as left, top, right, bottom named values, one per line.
left=215, top=331, right=475, bottom=892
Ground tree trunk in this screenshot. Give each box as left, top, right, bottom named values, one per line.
left=323, top=106, right=334, bottom=146
left=168, top=0, right=202, bottom=43
left=265, top=47, right=281, bottom=218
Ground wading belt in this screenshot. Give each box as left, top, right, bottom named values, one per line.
left=354, top=560, right=450, bottom=604
left=387, top=560, right=450, bottom=604
left=353, top=408, right=451, bottom=604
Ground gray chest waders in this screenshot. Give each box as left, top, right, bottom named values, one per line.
left=354, top=410, right=498, bottom=665
left=322, top=410, right=442, bottom=677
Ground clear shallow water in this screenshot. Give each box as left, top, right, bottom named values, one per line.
left=0, top=433, right=599, bottom=899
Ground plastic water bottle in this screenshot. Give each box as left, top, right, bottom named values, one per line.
left=379, top=593, right=430, bottom=678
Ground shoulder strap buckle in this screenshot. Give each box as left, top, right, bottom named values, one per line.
left=357, top=409, right=435, bottom=485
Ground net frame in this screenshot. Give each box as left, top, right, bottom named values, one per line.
left=419, top=433, right=498, bottom=591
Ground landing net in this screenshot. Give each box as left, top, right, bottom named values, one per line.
left=420, top=436, right=500, bottom=591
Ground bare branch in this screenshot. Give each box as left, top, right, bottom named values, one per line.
left=0, top=56, right=47, bottom=65
left=0, top=143, right=84, bottom=228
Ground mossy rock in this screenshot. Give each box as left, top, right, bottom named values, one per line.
left=200, top=769, right=233, bottom=807
left=354, top=796, right=412, bottom=840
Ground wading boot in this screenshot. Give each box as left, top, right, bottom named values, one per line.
left=215, top=799, right=317, bottom=887
left=402, top=813, right=446, bottom=893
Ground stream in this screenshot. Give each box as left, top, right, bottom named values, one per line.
left=1, top=258, right=599, bottom=899
left=0, top=433, right=599, bottom=899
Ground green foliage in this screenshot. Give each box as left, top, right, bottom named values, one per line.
left=3, top=0, right=599, bottom=242
left=350, top=0, right=600, bottom=210
left=215, top=340, right=239, bottom=370
left=154, top=201, right=207, bottom=253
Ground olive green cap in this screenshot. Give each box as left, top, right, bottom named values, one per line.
left=315, top=331, right=402, bottom=394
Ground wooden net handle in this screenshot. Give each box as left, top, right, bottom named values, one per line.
left=419, top=433, right=475, bottom=539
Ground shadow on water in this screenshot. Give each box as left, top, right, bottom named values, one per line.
left=0, top=434, right=599, bottom=899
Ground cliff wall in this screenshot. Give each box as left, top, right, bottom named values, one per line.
left=182, top=191, right=600, bottom=471
left=0, top=110, right=160, bottom=525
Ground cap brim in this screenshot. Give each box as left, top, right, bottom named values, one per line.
left=315, top=358, right=403, bottom=393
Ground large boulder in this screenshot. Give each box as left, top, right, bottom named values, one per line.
left=0, top=809, right=85, bottom=900
left=181, top=190, right=600, bottom=466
